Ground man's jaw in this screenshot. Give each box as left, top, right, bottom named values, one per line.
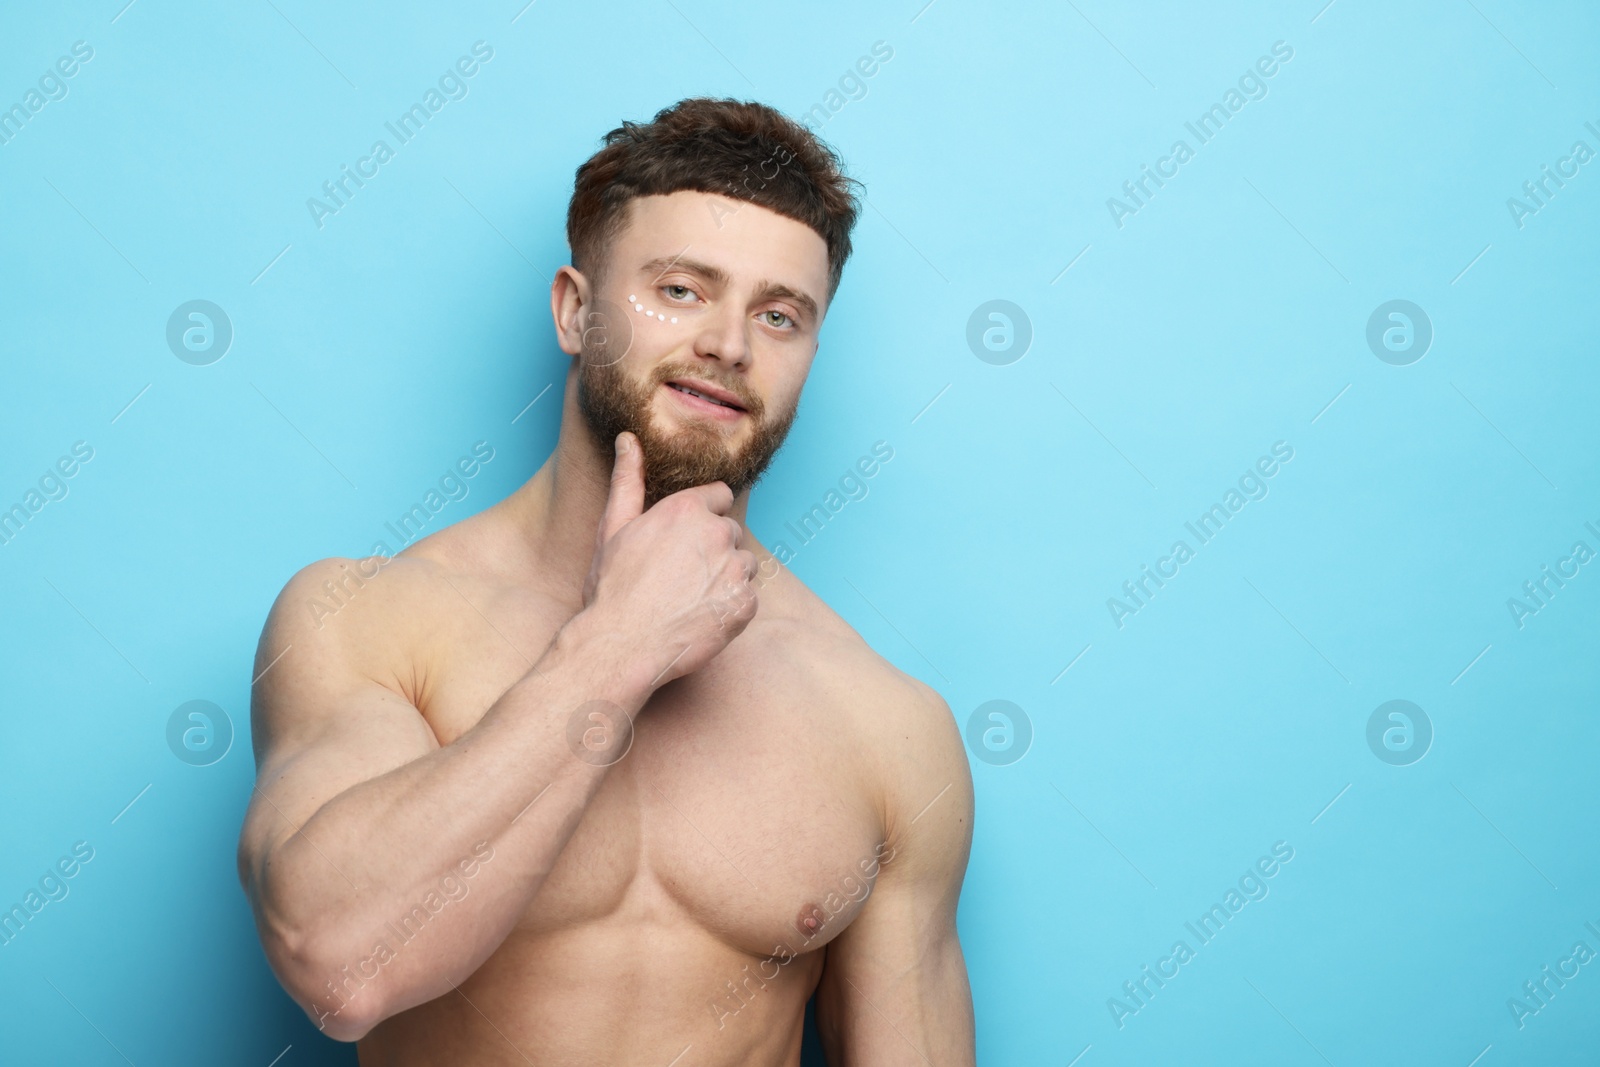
left=576, top=351, right=788, bottom=506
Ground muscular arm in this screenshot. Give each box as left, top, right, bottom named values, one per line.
left=814, top=679, right=977, bottom=1065
left=237, top=557, right=652, bottom=1041
left=238, top=434, right=759, bottom=1041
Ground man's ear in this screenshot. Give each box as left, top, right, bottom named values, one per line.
left=551, top=265, right=592, bottom=357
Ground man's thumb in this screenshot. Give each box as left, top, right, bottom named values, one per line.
left=600, top=432, right=645, bottom=539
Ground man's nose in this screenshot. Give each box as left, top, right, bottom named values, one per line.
left=692, top=302, right=750, bottom=367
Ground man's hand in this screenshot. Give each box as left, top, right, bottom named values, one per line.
left=578, top=431, right=759, bottom=687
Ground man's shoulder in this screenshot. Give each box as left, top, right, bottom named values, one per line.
left=256, top=551, right=457, bottom=697
left=777, top=585, right=972, bottom=876
left=267, top=551, right=446, bottom=633
left=768, top=569, right=968, bottom=811
left=264, top=498, right=506, bottom=635
left=771, top=568, right=948, bottom=709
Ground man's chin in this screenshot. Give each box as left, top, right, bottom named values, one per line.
left=638, top=438, right=747, bottom=504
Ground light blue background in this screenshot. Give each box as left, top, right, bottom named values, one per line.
left=3, top=0, right=1597, bottom=1063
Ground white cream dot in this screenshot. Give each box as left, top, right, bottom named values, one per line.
left=628, top=294, right=636, bottom=302
left=671, top=317, right=678, bottom=323
left=635, top=303, right=644, bottom=312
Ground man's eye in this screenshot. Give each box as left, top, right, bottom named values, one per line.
left=663, top=285, right=695, bottom=301
left=763, top=310, right=793, bottom=329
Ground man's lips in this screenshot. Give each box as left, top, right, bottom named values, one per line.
left=663, top=378, right=748, bottom=413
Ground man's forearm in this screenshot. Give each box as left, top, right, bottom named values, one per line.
left=254, top=609, right=657, bottom=1035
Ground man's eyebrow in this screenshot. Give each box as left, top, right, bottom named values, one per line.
left=637, top=255, right=820, bottom=325
left=636, top=255, right=726, bottom=287
left=756, top=282, right=819, bottom=325
left=641, top=249, right=697, bottom=286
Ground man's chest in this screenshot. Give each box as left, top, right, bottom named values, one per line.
left=417, top=606, right=888, bottom=958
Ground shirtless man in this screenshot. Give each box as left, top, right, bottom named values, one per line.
left=237, top=97, right=976, bottom=1066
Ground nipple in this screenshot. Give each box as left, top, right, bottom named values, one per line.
left=795, top=903, right=827, bottom=941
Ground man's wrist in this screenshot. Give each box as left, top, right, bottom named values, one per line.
left=546, top=607, right=661, bottom=708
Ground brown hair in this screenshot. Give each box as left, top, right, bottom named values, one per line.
left=567, top=97, right=862, bottom=303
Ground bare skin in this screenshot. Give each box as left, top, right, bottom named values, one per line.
left=237, top=190, right=976, bottom=1066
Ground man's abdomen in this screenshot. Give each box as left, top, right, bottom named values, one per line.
left=357, top=901, right=824, bottom=1066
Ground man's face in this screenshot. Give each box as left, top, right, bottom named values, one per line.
left=573, top=190, right=831, bottom=508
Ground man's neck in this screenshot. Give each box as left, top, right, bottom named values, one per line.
left=497, top=366, right=761, bottom=608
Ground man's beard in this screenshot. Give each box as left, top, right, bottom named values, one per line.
left=577, top=349, right=799, bottom=510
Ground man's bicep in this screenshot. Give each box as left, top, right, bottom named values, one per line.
left=814, top=679, right=976, bottom=1065
left=238, top=558, right=439, bottom=887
